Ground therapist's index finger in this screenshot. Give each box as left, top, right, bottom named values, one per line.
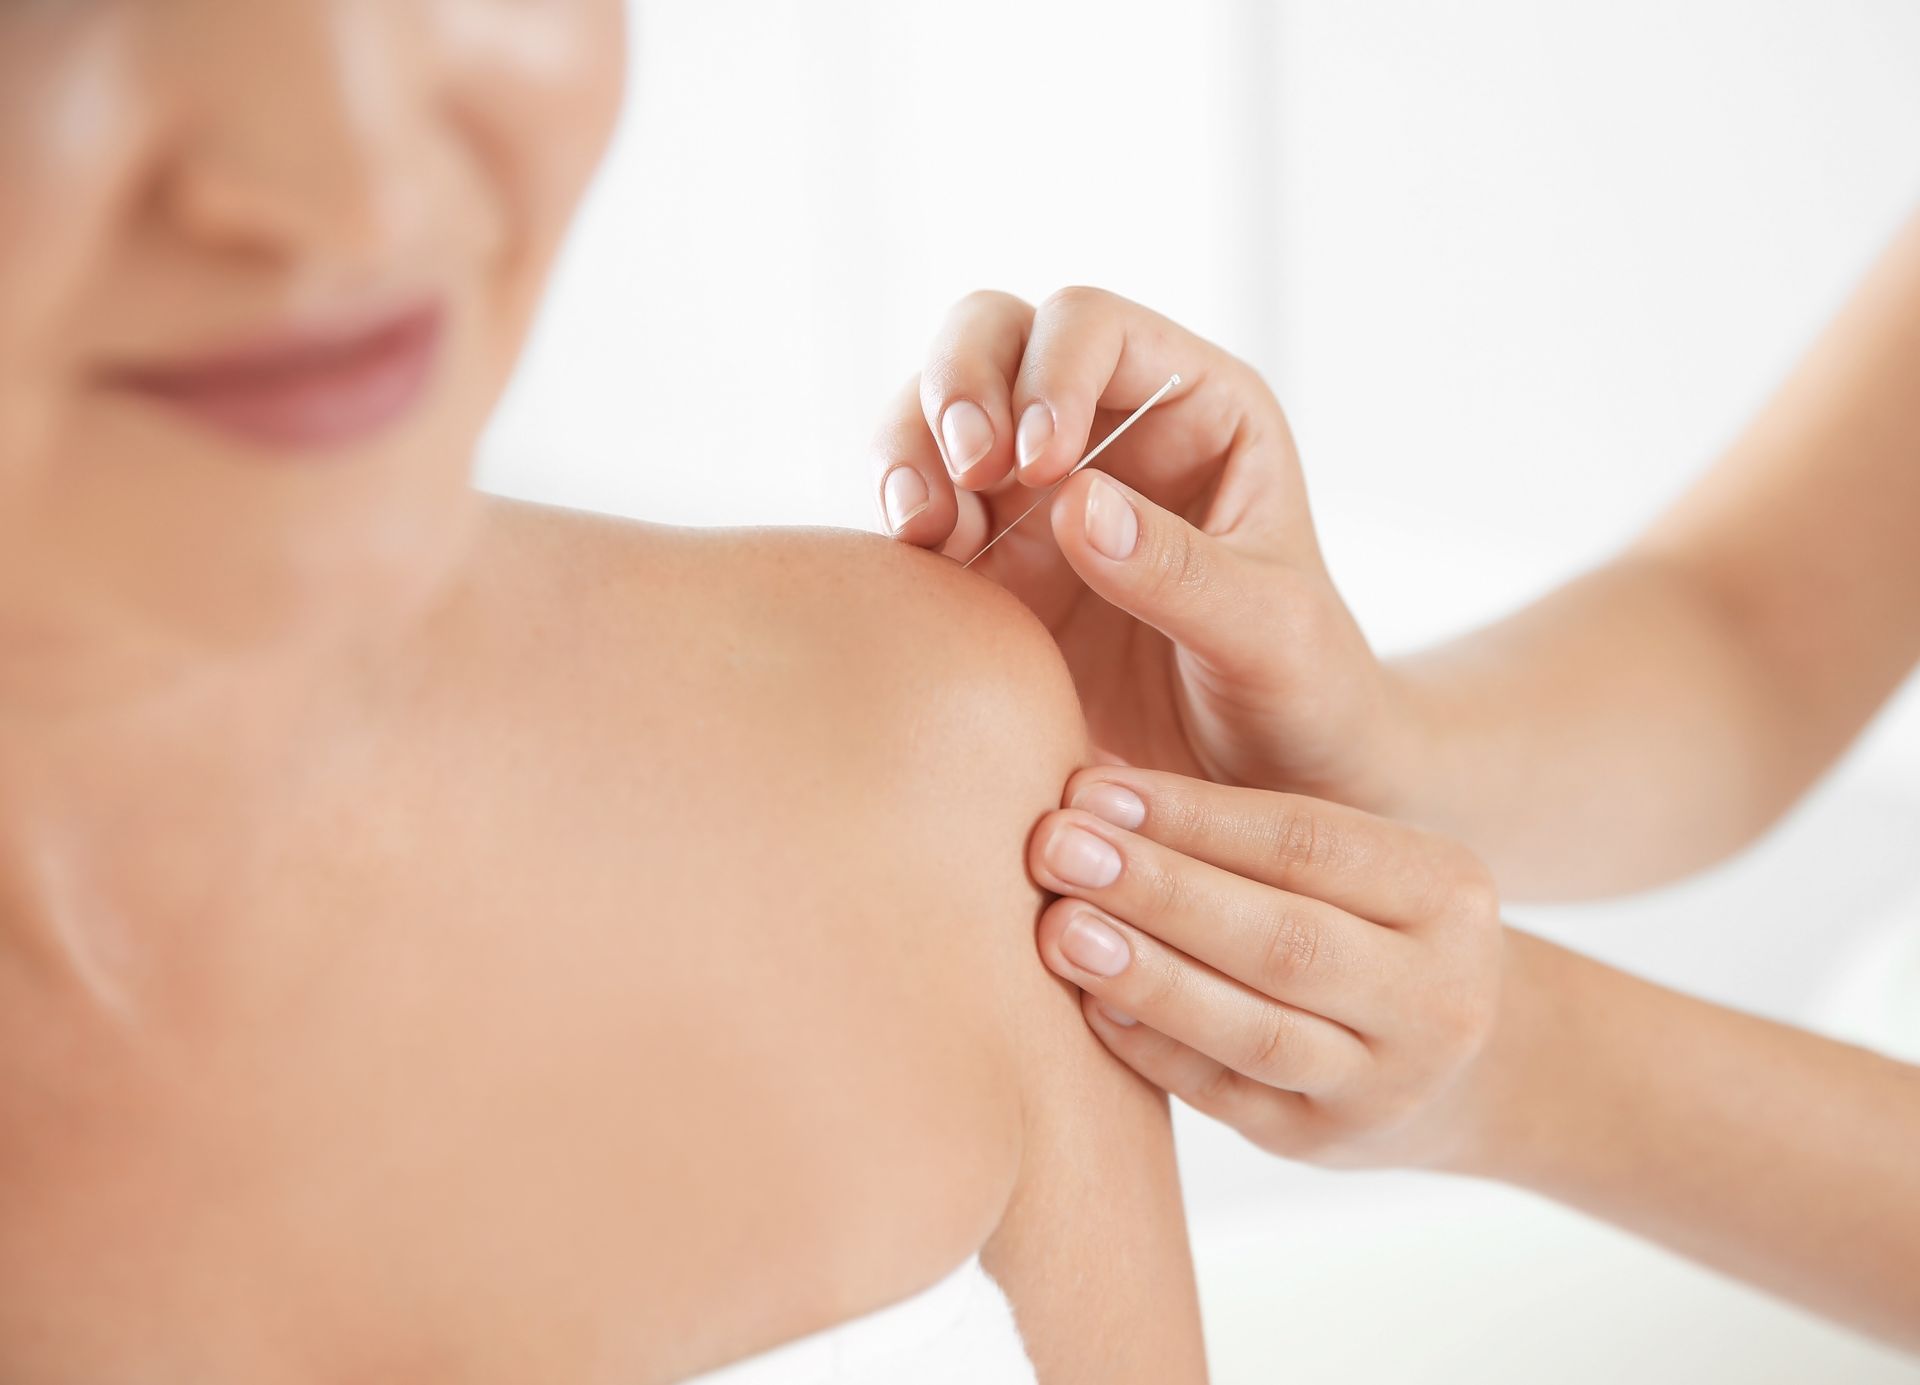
left=918, top=289, right=1032, bottom=493
left=1062, top=767, right=1497, bottom=931
left=1008, top=287, right=1220, bottom=486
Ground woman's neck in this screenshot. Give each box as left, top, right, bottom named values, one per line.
left=0, top=574, right=463, bottom=1020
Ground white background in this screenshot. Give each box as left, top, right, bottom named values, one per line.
left=482, top=4, right=1920, bottom=1379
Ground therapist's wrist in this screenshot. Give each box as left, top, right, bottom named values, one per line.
left=1426, top=929, right=1593, bottom=1183
left=1357, top=659, right=1454, bottom=824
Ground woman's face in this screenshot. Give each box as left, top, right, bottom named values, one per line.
left=0, top=0, right=625, bottom=656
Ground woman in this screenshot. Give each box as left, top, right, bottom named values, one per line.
left=875, top=210, right=1920, bottom=1347
left=0, top=4, right=1204, bottom=1381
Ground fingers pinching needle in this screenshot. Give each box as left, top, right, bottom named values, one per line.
left=961, top=373, right=1181, bottom=570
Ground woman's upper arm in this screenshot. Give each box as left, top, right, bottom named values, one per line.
left=981, top=972, right=1206, bottom=1384
left=893, top=562, right=1206, bottom=1382
left=814, top=529, right=1206, bottom=1380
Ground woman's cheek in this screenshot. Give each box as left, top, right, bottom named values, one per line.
left=0, top=13, right=147, bottom=472
left=0, top=15, right=147, bottom=446
left=443, top=0, right=628, bottom=230
left=438, top=1, right=627, bottom=367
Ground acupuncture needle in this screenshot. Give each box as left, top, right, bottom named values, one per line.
left=961, top=373, right=1181, bottom=569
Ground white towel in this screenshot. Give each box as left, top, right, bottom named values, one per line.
left=679, top=1254, right=1035, bottom=1385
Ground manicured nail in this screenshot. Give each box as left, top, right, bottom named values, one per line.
left=1096, top=1002, right=1138, bottom=1027
left=1045, top=823, right=1122, bottom=889
left=1071, top=781, right=1146, bottom=831
left=1061, top=910, right=1131, bottom=977
left=1084, top=474, right=1138, bottom=560
left=1015, top=401, right=1055, bottom=473
left=940, top=400, right=993, bottom=479
left=881, top=465, right=930, bottom=533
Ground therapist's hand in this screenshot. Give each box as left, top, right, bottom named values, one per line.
left=1027, top=764, right=1505, bottom=1169
left=870, top=287, right=1408, bottom=803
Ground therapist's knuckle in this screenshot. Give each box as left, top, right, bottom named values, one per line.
left=1242, top=1005, right=1300, bottom=1086
left=1038, top=283, right=1111, bottom=321
left=1186, top=1060, right=1246, bottom=1119
left=1439, top=851, right=1500, bottom=930
left=1142, top=524, right=1210, bottom=607
left=1254, top=902, right=1323, bottom=993
left=1263, top=797, right=1335, bottom=882
left=949, top=287, right=1026, bottom=322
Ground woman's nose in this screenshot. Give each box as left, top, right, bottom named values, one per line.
left=158, top=0, right=433, bottom=269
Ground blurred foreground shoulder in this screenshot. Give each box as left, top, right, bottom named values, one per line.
left=716, top=527, right=1206, bottom=1383
left=476, top=501, right=1087, bottom=775
left=467, top=502, right=1202, bottom=1380
left=726, top=523, right=1092, bottom=779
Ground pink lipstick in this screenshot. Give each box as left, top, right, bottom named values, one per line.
left=104, top=300, right=445, bottom=454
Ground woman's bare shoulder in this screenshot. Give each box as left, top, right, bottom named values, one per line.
left=467, top=498, right=1089, bottom=819
left=450, top=499, right=1186, bottom=1374
left=476, top=500, right=1099, bottom=1043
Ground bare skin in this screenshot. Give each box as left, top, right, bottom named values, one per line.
left=0, top=504, right=1204, bottom=1383
left=876, top=208, right=1920, bottom=1346
left=877, top=212, right=1920, bottom=899
left=1400, top=204, right=1920, bottom=896
left=0, top=3, right=1204, bottom=1379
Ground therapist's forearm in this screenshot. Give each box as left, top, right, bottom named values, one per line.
left=1451, top=930, right=1920, bottom=1348
left=1385, top=554, right=1792, bottom=899
left=1380, top=206, right=1920, bottom=900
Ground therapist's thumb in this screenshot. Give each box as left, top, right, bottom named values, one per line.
left=1049, top=469, right=1286, bottom=678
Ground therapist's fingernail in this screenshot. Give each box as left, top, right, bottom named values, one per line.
left=1072, top=781, right=1146, bottom=831
left=1046, top=824, right=1122, bottom=890
left=1062, top=910, right=1131, bottom=977
left=1096, top=1002, right=1138, bottom=1027
left=881, top=466, right=930, bottom=533
left=1015, top=402, right=1054, bottom=473
left=940, top=400, right=993, bottom=479
left=1084, top=475, right=1138, bottom=560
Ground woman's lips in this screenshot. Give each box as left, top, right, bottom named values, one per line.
left=103, top=301, right=446, bottom=454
